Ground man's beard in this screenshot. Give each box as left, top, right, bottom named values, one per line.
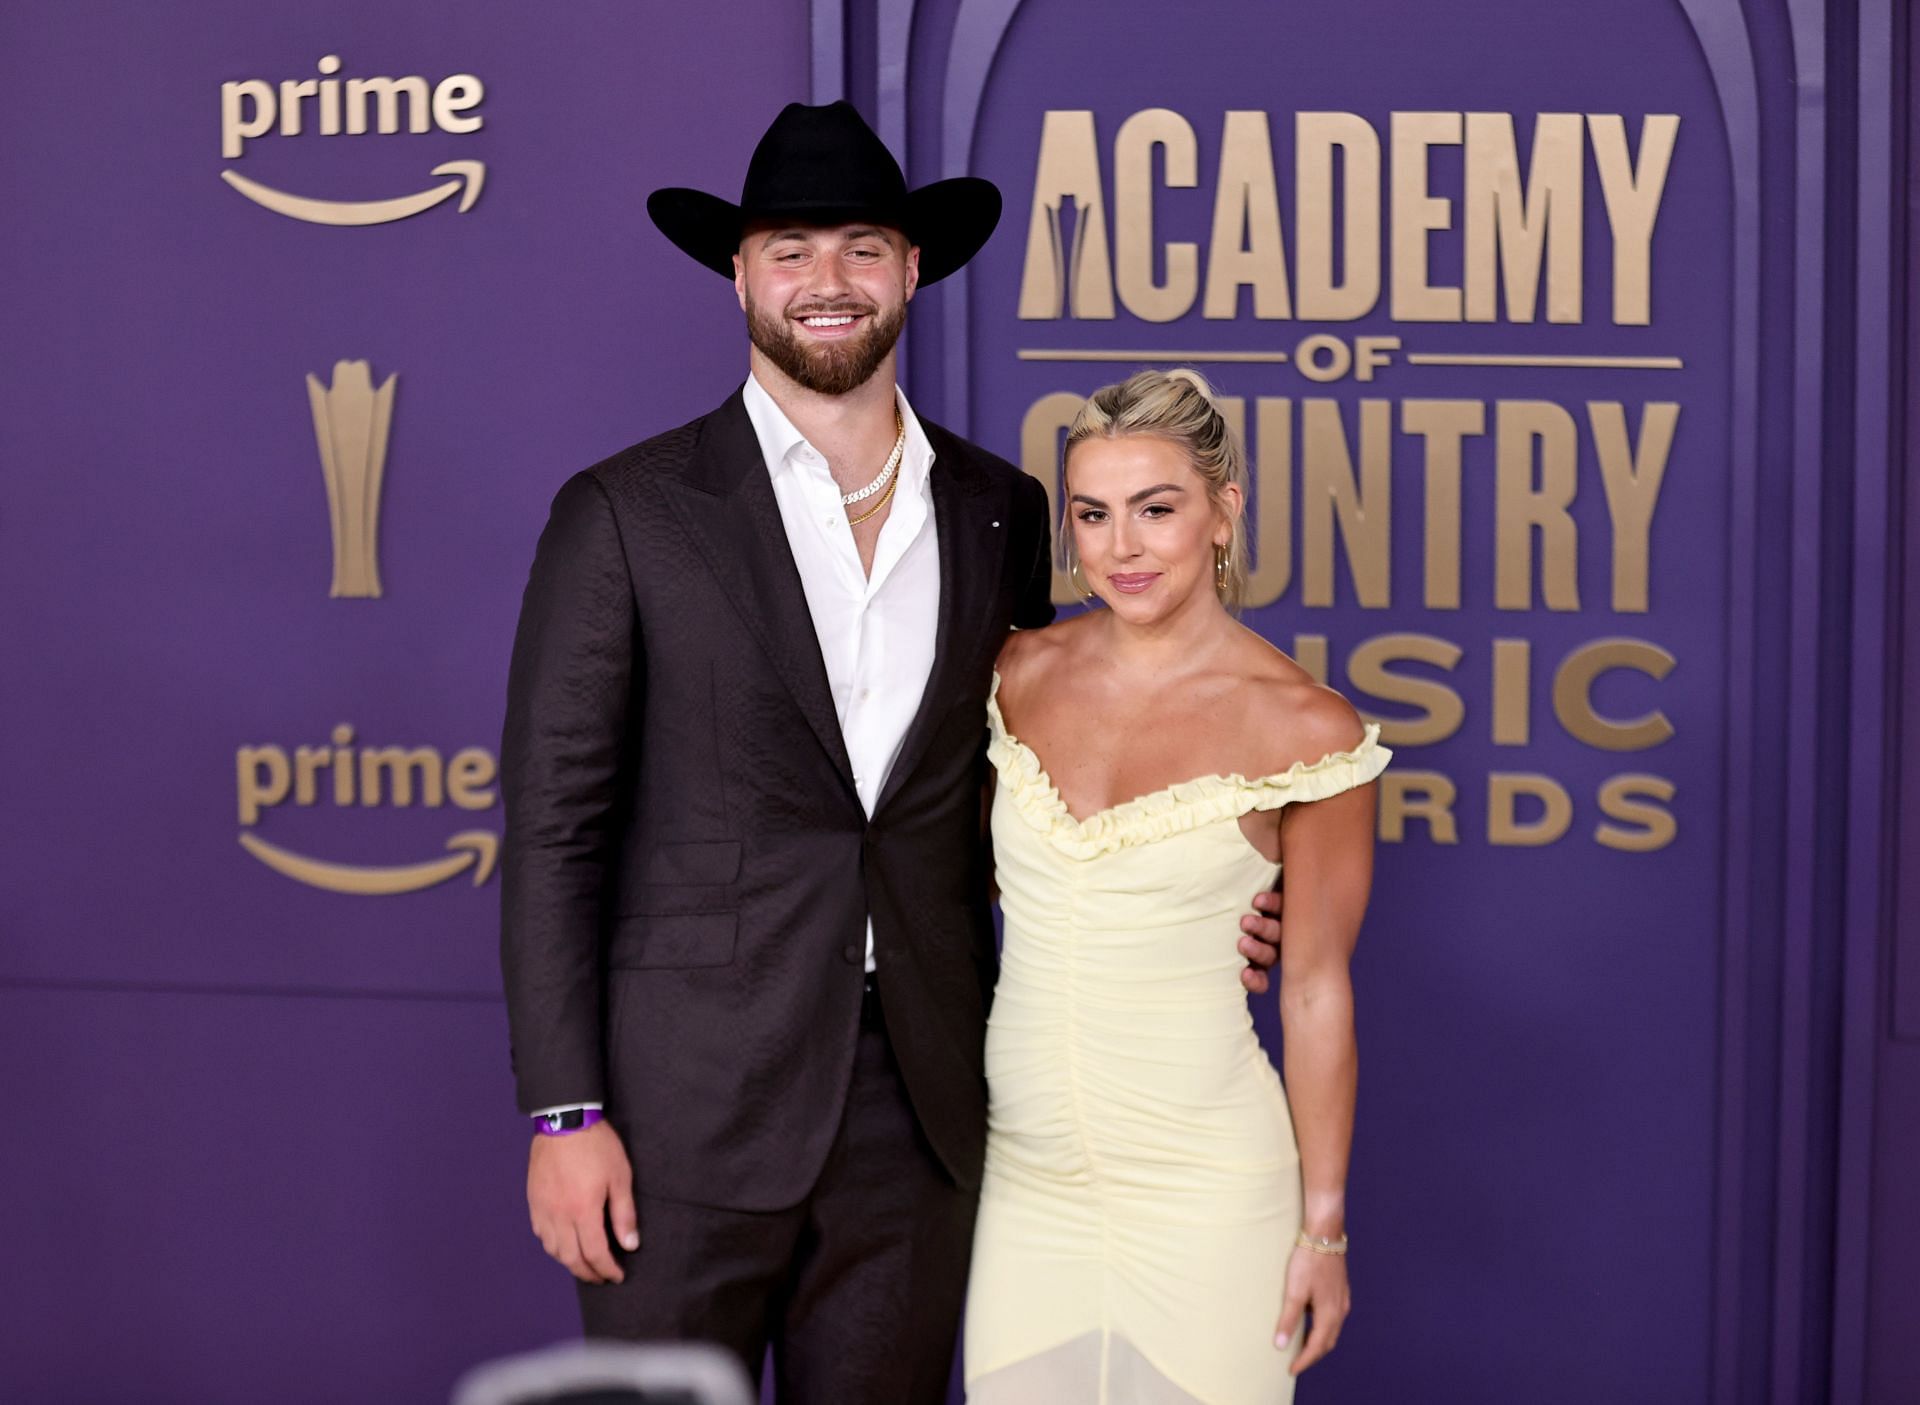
left=745, top=290, right=907, bottom=396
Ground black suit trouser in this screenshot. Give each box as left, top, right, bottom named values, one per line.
left=578, top=985, right=978, bottom=1404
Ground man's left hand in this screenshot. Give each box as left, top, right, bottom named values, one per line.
left=1239, top=888, right=1283, bottom=994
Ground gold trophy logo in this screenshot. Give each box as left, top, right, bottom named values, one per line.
left=307, top=360, right=396, bottom=598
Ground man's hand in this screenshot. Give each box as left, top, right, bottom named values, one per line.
left=1239, top=888, right=1283, bottom=994
left=527, top=1121, right=639, bottom=1284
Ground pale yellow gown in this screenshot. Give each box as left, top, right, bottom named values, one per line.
left=965, top=676, right=1390, bottom=1405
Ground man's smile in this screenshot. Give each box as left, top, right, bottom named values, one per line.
left=794, top=310, right=868, bottom=338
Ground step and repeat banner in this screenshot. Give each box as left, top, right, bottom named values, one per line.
left=0, top=3, right=809, bottom=1401
left=3, top=1, right=1778, bottom=1402
left=2, top=3, right=810, bottom=998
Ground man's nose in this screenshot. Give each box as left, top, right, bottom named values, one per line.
left=805, top=258, right=851, bottom=300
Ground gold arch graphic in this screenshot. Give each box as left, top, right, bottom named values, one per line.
left=238, top=830, right=498, bottom=895
left=219, top=160, right=486, bottom=226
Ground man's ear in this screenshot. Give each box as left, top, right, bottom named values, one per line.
left=903, top=243, right=921, bottom=303
left=733, top=251, right=748, bottom=312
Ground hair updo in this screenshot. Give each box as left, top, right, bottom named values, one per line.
left=1061, top=368, right=1250, bottom=611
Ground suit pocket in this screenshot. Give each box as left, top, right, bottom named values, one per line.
left=639, top=840, right=741, bottom=886
left=607, top=911, right=738, bottom=969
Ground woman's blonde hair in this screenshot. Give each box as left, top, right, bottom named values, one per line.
left=1061, top=368, right=1250, bottom=611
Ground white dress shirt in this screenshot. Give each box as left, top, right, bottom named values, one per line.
left=742, top=372, right=941, bottom=973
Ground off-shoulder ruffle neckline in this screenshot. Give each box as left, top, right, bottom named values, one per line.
left=986, top=671, right=1390, bottom=860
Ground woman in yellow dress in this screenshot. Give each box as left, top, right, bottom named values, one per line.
left=964, top=370, right=1389, bottom=1404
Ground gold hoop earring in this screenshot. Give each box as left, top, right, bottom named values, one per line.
left=1214, top=543, right=1229, bottom=595
left=1069, top=560, right=1095, bottom=600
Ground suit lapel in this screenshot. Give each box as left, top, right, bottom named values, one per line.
left=663, top=390, right=857, bottom=793
left=876, top=424, right=1007, bottom=815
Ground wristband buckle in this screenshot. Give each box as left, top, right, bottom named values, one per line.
left=535, top=1108, right=605, bottom=1136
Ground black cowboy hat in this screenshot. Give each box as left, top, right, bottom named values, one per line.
left=646, top=101, right=1002, bottom=286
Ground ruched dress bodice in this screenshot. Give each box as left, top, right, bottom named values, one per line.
left=964, top=675, right=1390, bottom=1405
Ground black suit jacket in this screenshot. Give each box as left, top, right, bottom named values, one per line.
left=500, top=388, right=1055, bottom=1210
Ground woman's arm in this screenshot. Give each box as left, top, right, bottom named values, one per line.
left=1267, top=695, right=1379, bottom=1373
left=1277, top=780, right=1375, bottom=1237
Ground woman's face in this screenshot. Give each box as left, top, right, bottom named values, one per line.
left=1066, top=433, right=1239, bottom=625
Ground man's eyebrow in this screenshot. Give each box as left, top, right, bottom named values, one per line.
left=761, top=226, right=894, bottom=249
left=1067, top=483, right=1187, bottom=508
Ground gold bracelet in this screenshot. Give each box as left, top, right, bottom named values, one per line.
left=1295, top=1230, right=1349, bottom=1256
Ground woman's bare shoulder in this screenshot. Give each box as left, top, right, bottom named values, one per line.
left=1231, top=632, right=1370, bottom=772
left=994, top=613, right=1095, bottom=704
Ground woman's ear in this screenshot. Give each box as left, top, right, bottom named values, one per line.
left=1215, top=481, right=1245, bottom=542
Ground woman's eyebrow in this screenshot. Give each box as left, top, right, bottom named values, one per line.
left=1068, top=483, right=1187, bottom=507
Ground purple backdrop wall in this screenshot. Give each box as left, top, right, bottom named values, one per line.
left=0, top=1, right=1907, bottom=1402
left=0, top=2, right=808, bottom=1399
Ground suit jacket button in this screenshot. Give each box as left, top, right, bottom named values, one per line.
left=842, top=944, right=860, bottom=964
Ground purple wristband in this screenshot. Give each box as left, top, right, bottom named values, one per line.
left=533, top=1108, right=604, bottom=1136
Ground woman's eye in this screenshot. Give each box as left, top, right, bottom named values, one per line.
left=1075, top=509, right=1106, bottom=523
left=1141, top=504, right=1172, bottom=518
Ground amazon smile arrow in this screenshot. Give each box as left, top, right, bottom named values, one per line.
left=220, top=160, right=486, bottom=226
left=239, top=829, right=498, bottom=895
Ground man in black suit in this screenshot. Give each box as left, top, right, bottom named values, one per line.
left=499, top=102, right=1283, bottom=1403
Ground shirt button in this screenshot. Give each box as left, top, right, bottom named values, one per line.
left=842, top=944, right=860, bottom=964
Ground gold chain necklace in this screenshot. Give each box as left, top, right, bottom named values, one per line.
left=846, top=463, right=900, bottom=525
left=841, top=405, right=907, bottom=514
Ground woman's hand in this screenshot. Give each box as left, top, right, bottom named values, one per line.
left=1275, top=1242, right=1351, bottom=1374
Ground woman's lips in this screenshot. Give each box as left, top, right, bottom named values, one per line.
left=1107, top=572, right=1161, bottom=594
